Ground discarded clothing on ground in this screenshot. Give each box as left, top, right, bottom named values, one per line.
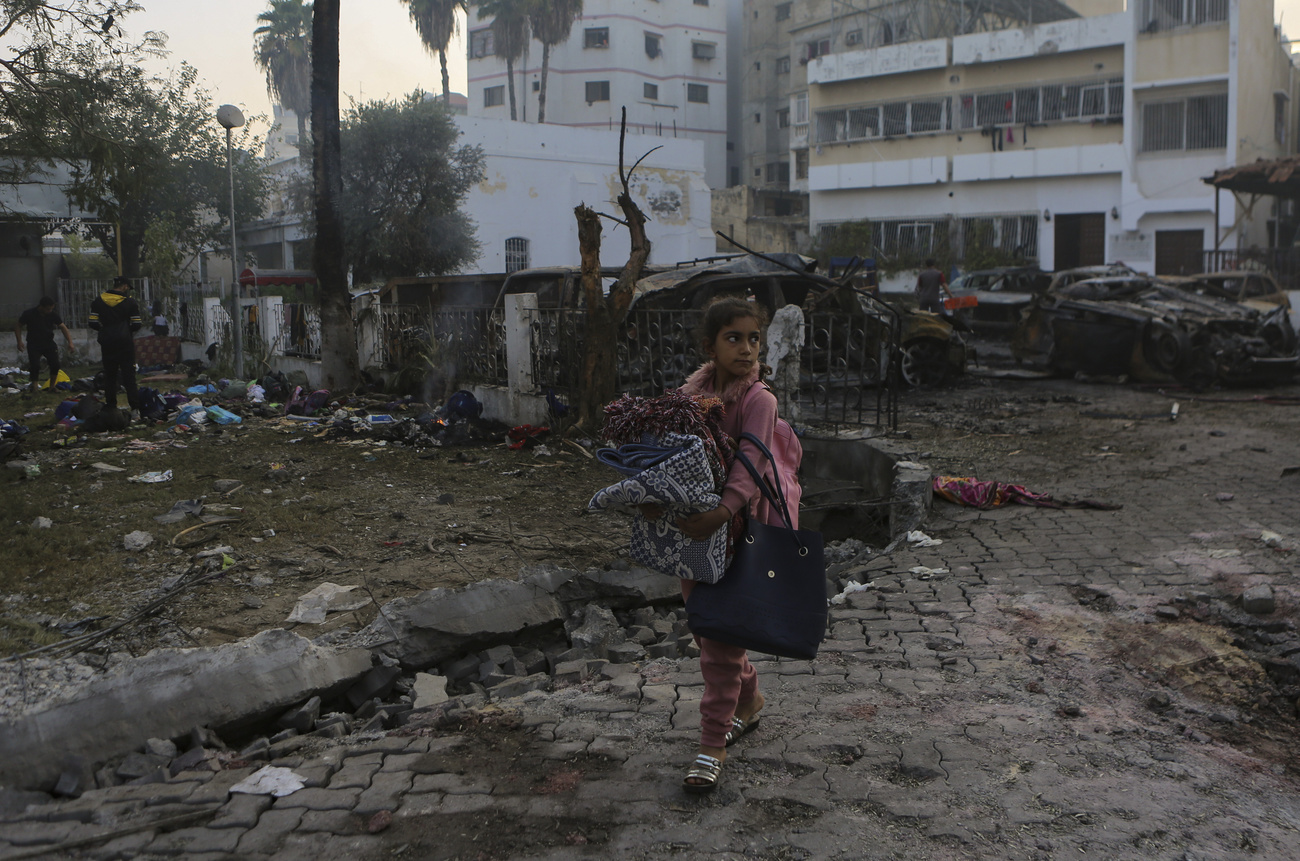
left=588, top=432, right=729, bottom=583
left=933, top=475, right=1121, bottom=510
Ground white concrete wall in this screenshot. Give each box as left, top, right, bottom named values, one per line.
left=951, top=13, right=1128, bottom=65
left=456, top=116, right=715, bottom=272
left=466, top=0, right=728, bottom=188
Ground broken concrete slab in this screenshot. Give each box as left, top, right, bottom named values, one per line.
left=0, top=629, right=370, bottom=793
left=411, top=674, right=449, bottom=710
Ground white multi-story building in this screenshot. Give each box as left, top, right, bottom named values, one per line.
left=466, top=0, right=730, bottom=189
left=797, top=0, right=1299, bottom=278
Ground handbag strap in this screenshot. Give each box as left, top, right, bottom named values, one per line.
left=732, top=432, right=797, bottom=534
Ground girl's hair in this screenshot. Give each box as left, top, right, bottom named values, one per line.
left=696, top=295, right=768, bottom=355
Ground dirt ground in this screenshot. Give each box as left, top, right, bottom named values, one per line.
left=0, top=352, right=1295, bottom=665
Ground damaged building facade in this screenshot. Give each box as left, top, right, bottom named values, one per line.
left=745, top=0, right=1298, bottom=280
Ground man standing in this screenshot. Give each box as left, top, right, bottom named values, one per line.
left=915, top=258, right=952, bottom=313
left=88, top=277, right=142, bottom=413
left=15, top=297, right=75, bottom=392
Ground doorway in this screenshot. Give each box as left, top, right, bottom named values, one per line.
left=1154, top=229, right=1204, bottom=275
left=1054, top=213, right=1106, bottom=270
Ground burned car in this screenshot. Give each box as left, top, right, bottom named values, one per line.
left=947, top=265, right=1052, bottom=336
left=630, top=254, right=970, bottom=388
left=1165, top=271, right=1290, bottom=310
left=1012, top=275, right=1298, bottom=387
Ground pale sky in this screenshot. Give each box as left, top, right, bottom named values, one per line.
left=132, top=0, right=470, bottom=135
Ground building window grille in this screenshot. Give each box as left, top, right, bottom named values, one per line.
left=1140, top=0, right=1228, bottom=32
left=584, top=27, right=609, bottom=49
left=692, top=41, right=716, bottom=60
left=687, top=83, right=708, bottom=103
left=1140, top=92, right=1228, bottom=152
left=776, top=55, right=790, bottom=74
left=815, top=99, right=951, bottom=143
left=585, top=80, right=610, bottom=102
left=959, top=215, right=1040, bottom=259
left=775, top=2, right=791, bottom=21
left=484, top=85, right=504, bottom=108
left=644, top=82, right=659, bottom=101
left=645, top=33, right=662, bottom=58
left=469, top=28, right=494, bottom=58
left=505, top=237, right=530, bottom=273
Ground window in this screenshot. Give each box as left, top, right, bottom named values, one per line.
left=777, top=109, right=790, bottom=128
left=806, top=39, right=831, bottom=60
left=532, top=80, right=540, bottom=92
left=815, top=98, right=951, bottom=142
left=775, top=2, right=791, bottom=21
left=692, top=41, right=716, bottom=60
left=958, top=77, right=1122, bottom=130
left=1140, top=92, right=1228, bottom=152
left=644, top=82, right=659, bottom=101
left=585, top=80, right=610, bottom=102
left=645, top=33, right=661, bottom=58
left=584, top=27, right=609, bottom=49
left=469, top=28, right=494, bottom=58
left=687, top=83, right=708, bottom=104
left=505, top=237, right=529, bottom=273
left=795, top=149, right=808, bottom=180
left=1276, top=93, right=1289, bottom=147
left=845, top=29, right=863, bottom=47
left=484, top=85, right=504, bottom=108
left=778, top=162, right=790, bottom=183
left=1140, top=0, right=1228, bottom=32
left=694, top=0, right=708, bottom=5
left=794, top=92, right=808, bottom=125
left=765, top=162, right=779, bottom=182
left=755, top=113, right=762, bottom=124
left=776, top=56, right=790, bottom=74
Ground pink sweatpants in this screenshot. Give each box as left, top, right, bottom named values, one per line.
left=681, top=580, right=759, bottom=749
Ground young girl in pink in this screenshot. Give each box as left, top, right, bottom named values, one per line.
left=670, top=296, right=797, bottom=793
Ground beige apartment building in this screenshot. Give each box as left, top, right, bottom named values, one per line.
left=732, top=0, right=1298, bottom=276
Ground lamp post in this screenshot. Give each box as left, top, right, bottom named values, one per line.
left=216, top=104, right=246, bottom=379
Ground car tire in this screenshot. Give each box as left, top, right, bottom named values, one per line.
left=900, top=340, right=950, bottom=387
left=1144, top=323, right=1187, bottom=373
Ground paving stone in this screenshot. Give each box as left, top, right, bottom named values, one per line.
left=588, top=736, right=631, bottom=762
left=181, top=768, right=257, bottom=805
left=144, top=824, right=242, bottom=855
left=296, top=808, right=364, bottom=835
left=209, top=791, right=272, bottom=828
left=81, top=830, right=155, bottom=860
left=272, top=832, right=382, bottom=861
left=409, top=773, right=493, bottom=795
left=898, top=741, right=946, bottom=781
left=235, top=807, right=303, bottom=855
left=271, top=786, right=362, bottom=811
left=0, top=820, right=74, bottom=846
left=328, top=755, right=382, bottom=790
left=353, top=770, right=414, bottom=816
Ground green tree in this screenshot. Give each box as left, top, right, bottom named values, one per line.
left=474, top=0, right=531, bottom=121
left=400, top=0, right=466, bottom=104
left=528, top=0, right=581, bottom=124
left=337, top=93, right=484, bottom=283
left=254, top=0, right=313, bottom=157
left=28, top=61, right=270, bottom=277
left=0, top=1, right=161, bottom=190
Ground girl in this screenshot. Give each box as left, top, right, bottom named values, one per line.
left=672, top=295, right=791, bottom=793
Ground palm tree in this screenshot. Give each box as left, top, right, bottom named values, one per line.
left=253, top=0, right=313, bottom=156
left=475, top=0, right=531, bottom=122
left=400, top=0, right=467, bottom=104
left=529, top=0, right=582, bottom=124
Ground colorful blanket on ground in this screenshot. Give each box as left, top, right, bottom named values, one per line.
left=933, top=476, right=1122, bottom=511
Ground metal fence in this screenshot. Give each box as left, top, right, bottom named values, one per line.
left=57, top=278, right=223, bottom=343
left=263, top=302, right=321, bottom=359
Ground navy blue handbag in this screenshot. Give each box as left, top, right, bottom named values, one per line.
left=685, top=434, right=827, bottom=660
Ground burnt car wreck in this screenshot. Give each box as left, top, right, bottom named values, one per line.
left=1012, top=276, right=1298, bottom=387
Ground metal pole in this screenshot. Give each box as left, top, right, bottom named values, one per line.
left=227, top=127, right=244, bottom=379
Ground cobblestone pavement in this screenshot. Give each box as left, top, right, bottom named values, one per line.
left=3, top=380, right=1299, bottom=860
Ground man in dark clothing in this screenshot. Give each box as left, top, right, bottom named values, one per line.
left=88, top=277, right=143, bottom=411
left=15, top=297, right=74, bottom=392
left=915, top=259, right=952, bottom=313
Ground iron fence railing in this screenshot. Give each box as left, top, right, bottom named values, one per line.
left=263, top=301, right=321, bottom=359
left=1203, top=248, right=1300, bottom=291
left=57, top=278, right=224, bottom=343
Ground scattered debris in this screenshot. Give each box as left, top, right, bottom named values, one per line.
left=122, top=531, right=154, bottom=551
left=906, top=530, right=943, bottom=547
left=285, top=583, right=370, bottom=625
left=229, top=765, right=306, bottom=797
left=127, top=469, right=173, bottom=483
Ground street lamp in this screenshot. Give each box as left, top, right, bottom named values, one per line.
left=217, top=104, right=246, bottom=379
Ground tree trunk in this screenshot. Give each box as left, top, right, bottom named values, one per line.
left=537, top=44, right=549, bottom=124
left=296, top=111, right=308, bottom=161
left=439, top=49, right=450, bottom=103
left=311, top=0, right=359, bottom=393
left=506, top=59, right=517, bottom=121
left=575, top=205, right=611, bottom=432
left=574, top=111, right=654, bottom=435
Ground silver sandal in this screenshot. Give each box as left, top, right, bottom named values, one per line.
left=683, top=753, right=723, bottom=794
left=725, top=713, right=761, bottom=746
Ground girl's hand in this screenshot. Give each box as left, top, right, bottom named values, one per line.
left=639, top=503, right=664, bottom=520
left=677, top=505, right=731, bottom=541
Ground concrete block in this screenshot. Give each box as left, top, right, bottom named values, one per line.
left=411, top=674, right=449, bottom=710
left=277, top=696, right=322, bottom=734
left=487, top=673, right=551, bottom=701
left=1243, top=584, right=1276, bottom=615
left=0, top=630, right=371, bottom=792
left=344, top=666, right=401, bottom=710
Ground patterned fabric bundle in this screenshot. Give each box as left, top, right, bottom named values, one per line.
left=933, top=476, right=1122, bottom=511
left=588, top=433, right=730, bottom=583
left=603, top=390, right=730, bottom=489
